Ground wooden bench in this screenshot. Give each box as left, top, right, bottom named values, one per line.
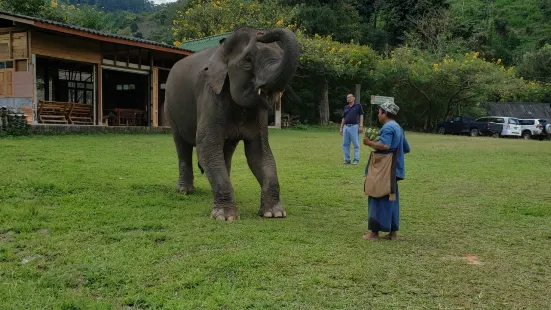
left=37, top=100, right=70, bottom=124
left=68, top=103, right=94, bottom=125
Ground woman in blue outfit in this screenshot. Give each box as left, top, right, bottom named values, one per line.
left=362, top=101, right=410, bottom=241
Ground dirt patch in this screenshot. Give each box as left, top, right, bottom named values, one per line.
left=464, top=254, right=483, bottom=265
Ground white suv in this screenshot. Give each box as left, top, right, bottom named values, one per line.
left=519, top=119, right=550, bottom=140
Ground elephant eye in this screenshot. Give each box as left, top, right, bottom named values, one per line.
left=242, top=55, right=253, bottom=70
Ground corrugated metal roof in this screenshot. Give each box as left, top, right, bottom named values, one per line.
left=0, top=10, right=193, bottom=53
left=482, top=102, right=551, bottom=120
left=179, top=33, right=230, bottom=52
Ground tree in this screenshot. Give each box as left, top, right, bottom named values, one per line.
left=0, top=0, right=47, bottom=16
left=380, top=0, right=450, bottom=46
left=296, top=32, right=377, bottom=125
left=372, top=47, right=548, bottom=131
left=517, top=44, right=551, bottom=83
left=173, top=0, right=297, bottom=42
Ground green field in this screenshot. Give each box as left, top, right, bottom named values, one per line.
left=1, top=129, right=551, bottom=309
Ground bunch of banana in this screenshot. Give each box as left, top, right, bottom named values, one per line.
left=364, top=127, right=380, bottom=142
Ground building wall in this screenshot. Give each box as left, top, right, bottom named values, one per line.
left=0, top=29, right=32, bottom=123
left=31, top=29, right=101, bottom=64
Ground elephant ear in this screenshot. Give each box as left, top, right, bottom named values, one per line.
left=203, top=46, right=227, bottom=95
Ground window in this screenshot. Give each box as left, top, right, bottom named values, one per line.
left=508, top=118, right=519, bottom=124
left=117, top=84, right=136, bottom=91
left=60, top=69, right=94, bottom=104
left=491, top=118, right=505, bottom=124
left=453, top=116, right=461, bottom=122
left=519, top=120, right=535, bottom=125
left=476, top=118, right=488, bottom=122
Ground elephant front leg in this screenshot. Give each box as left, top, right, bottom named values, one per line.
left=196, top=139, right=239, bottom=222
left=244, top=138, right=286, bottom=218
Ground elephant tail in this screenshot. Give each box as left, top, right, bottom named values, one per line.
left=198, top=162, right=205, bottom=174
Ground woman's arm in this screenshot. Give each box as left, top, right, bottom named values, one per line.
left=363, top=137, right=390, bottom=151
left=403, top=136, right=411, bottom=154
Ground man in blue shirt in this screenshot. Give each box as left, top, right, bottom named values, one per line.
left=362, top=101, right=410, bottom=241
left=339, top=94, right=364, bottom=165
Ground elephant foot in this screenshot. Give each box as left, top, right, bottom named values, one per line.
left=176, top=183, right=195, bottom=195
left=211, top=205, right=239, bottom=223
left=259, top=201, right=287, bottom=218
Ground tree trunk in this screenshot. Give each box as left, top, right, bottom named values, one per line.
left=354, top=84, right=361, bottom=105
left=319, top=79, right=329, bottom=126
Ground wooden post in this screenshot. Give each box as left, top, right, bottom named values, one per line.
left=93, top=65, right=97, bottom=124
left=8, top=31, right=12, bottom=60
left=32, top=54, right=37, bottom=124
left=138, top=48, right=142, bottom=69
left=97, top=65, right=103, bottom=125
left=147, top=52, right=153, bottom=126
left=152, top=67, right=159, bottom=127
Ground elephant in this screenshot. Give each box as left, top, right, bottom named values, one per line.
left=164, top=27, right=301, bottom=222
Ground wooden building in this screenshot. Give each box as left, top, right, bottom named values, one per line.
left=0, top=10, right=192, bottom=127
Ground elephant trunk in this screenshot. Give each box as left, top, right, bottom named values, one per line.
left=257, top=28, right=300, bottom=92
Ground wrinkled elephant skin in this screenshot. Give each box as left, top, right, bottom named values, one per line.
left=164, top=27, right=300, bottom=221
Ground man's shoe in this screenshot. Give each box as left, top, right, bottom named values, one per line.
left=343, top=161, right=351, bottom=165
left=352, top=161, right=359, bottom=165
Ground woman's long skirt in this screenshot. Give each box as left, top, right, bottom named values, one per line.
left=367, top=183, right=399, bottom=232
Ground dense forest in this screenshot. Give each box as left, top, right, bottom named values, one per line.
left=1, top=0, right=550, bottom=129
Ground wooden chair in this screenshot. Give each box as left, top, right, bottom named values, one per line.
left=37, top=100, right=70, bottom=124
left=67, top=103, right=94, bottom=125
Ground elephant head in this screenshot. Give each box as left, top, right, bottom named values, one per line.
left=203, top=27, right=301, bottom=109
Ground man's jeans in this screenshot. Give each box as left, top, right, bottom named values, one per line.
left=343, top=124, right=360, bottom=163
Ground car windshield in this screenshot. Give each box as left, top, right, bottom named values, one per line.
left=519, top=120, right=535, bottom=125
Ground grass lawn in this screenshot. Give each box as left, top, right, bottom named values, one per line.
left=1, top=129, right=551, bottom=309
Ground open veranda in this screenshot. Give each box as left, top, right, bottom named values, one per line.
left=1, top=128, right=550, bottom=309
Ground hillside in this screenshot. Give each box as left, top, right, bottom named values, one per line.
left=62, top=0, right=156, bottom=13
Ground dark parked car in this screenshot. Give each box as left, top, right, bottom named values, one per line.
left=436, top=115, right=503, bottom=137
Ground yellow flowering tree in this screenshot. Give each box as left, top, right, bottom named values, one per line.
left=172, top=0, right=298, bottom=43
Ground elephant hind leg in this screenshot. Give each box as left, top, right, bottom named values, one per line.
left=224, top=140, right=239, bottom=176
left=173, top=134, right=195, bottom=194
